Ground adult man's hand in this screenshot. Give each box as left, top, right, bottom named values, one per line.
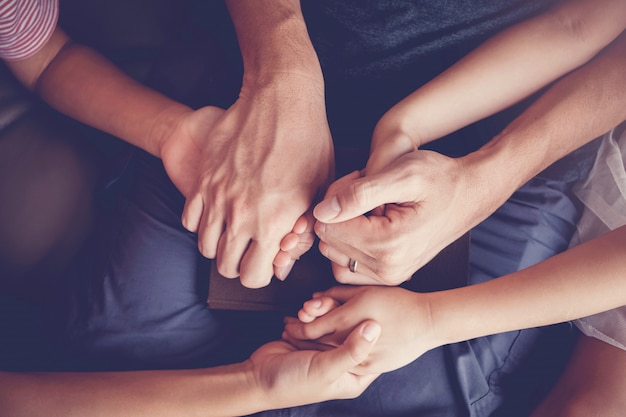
left=162, top=79, right=333, bottom=288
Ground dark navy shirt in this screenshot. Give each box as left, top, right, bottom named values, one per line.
left=299, top=0, right=560, bottom=151
left=303, top=0, right=556, bottom=81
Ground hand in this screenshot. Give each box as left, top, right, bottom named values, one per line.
left=283, top=285, right=437, bottom=375
left=313, top=148, right=477, bottom=286
left=163, top=78, right=333, bottom=288
left=273, top=212, right=316, bottom=280
left=160, top=105, right=225, bottom=197
left=249, top=319, right=381, bottom=407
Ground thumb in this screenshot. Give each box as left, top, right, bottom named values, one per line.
left=312, top=320, right=381, bottom=376
left=313, top=173, right=397, bottom=223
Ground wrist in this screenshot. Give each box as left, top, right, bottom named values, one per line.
left=240, top=71, right=325, bottom=106
left=374, top=108, right=425, bottom=150
left=150, top=104, right=193, bottom=159
left=229, top=1, right=323, bottom=88
left=456, top=138, right=522, bottom=223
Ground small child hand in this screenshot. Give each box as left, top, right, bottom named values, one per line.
left=297, top=295, right=340, bottom=323
left=273, top=213, right=316, bottom=280
left=284, top=285, right=438, bottom=375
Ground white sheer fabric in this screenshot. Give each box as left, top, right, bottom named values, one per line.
left=570, top=123, right=626, bottom=350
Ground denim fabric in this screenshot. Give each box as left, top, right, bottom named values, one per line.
left=250, top=170, right=586, bottom=417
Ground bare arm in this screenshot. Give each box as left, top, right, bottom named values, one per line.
left=225, top=0, right=323, bottom=88
left=287, top=29, right=626, bottom=374
left=6, top=27, right=191, bottom=158
left=313, top=18, right=626, bottom=286
left=286, top=225, right=626, bottom=375
left=432, top=225, right=626, bottom=346
left=372, top=0, right=626, bottom=156
left=176, top=0, right=333, bottom=287
left=0, top=322, right=380, bottom=417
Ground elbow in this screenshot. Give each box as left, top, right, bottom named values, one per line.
left=547, top=2, right=625, bottom=53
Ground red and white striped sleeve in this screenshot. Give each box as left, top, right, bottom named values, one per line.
left=0, top=0, right=58, bottom=61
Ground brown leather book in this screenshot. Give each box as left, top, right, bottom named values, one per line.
left=207, top=232, right=469, bottom=314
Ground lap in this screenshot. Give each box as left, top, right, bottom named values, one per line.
left=54, top=151, right=283, bottom=370
left=56, top=151, right=583, bottom=413
left=253, top=170, right=584, bottom=416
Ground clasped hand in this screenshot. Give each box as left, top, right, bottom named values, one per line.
left=313, top=146, right=472, bottom=286
left=160, top=81, right=333, bottom=288
left=283, top=285, right=438, bottom=375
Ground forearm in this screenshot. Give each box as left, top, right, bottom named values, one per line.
left=381, top=0, right=625, bottom=146
left=430, top=225, right=626, bottom=346
left=225, top=0, right=323, bottom=92
left=463, top=30, right=626, bottom=212
left=0, top=364, right=268, bottom=417
left=7, top=28, right=191, bottom=157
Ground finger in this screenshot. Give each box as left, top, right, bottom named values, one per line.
left=322, top=170, right=362, bottom=200
left=216, top=230, right=251, bottom=279
left=298, top=296, right=340, bottom=323
left=330, top=261, right=385, bottom=286
left=292, top=213, right=312, bottom=235
left=274, top=214, right=316, bottom=280
left=310, top=320, right=381, bottom=377
left=279, top=232, right=301, bottom=252
left=278, top=231, right=315, bottom=259
left=239, top=239, right=278, bottom=288
left=281, top=331, right=336, bottom=351
left=315, top=214, right=389, bottom=265
left=313, top=170, right=415, bottom=223
left=181, top=193, right=203, bottom=233
left=197, top=200, right=225, bottom=259
left=284, top=307, right=344, bottom=341
left=317, top=285, right=369, bottom=304
left=317, top=240, right=379, bottom=285
left=274, top=258, right=295, bottom=281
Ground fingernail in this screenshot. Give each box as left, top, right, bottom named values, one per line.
left=361, top=323, right=381, bottom=342
left=276, top=261, right=295, bottom=281
left=310, top=299, right=322, bottom=309
left=314, top=196, right=341, bottom=221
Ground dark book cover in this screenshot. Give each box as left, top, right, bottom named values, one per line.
left=208, top=233, right=469, bottom=314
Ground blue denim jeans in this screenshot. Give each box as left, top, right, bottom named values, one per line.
left=54, top=147, right=585, bottom=415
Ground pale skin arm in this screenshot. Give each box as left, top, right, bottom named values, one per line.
left=7, top=27, right=190, bottom=161
left=285, top=225, right=626, bottom=375
left=175, top=0, right=333, bottom=287
left=365, top=0, right=626, bottom=171
left=313, top=15, right=626, bottom=286
left=0, top=321, right=381, bottom=417
left=7, top=19, right=323, bottom=287
left=6, top=26, right=234, bottom=215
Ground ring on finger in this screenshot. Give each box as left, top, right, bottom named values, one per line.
left=348, top=258, right=358, bottom=273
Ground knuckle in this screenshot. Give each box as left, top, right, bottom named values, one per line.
left=301, top=325, right=319, bottom=341
left=348, top=181, right=376, bottom=209
left=334, top=270, right=353, bottom=285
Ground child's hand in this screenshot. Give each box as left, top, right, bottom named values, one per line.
left=162, top=80, right=333, bottom=289
left=283, top=285, right=439, bottom=375
left=273, top=212, right=316, bottom=280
